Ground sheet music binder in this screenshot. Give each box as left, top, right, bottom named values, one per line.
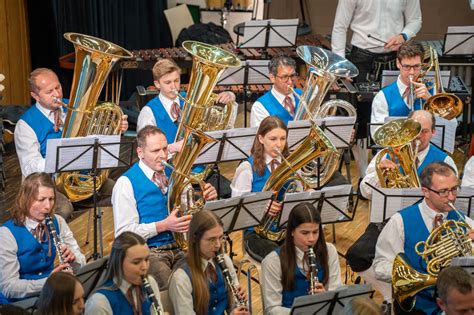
left=237, top=18, right=299, bottom=49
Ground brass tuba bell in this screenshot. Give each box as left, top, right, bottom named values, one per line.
left=56, top=33, right=132, bottom=202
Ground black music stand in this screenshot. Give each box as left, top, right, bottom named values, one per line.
left=452, top=257, right=474, bottom=277
left=236, top=18, right=299, bottom=58
left=442, top=26, right=474, bottom=56
left=290, top=284, right=374, bottom=314
left=75, top=256, right=109, bottom=299
left=218, top=59, right=271, bottom=127
left=45, top=135, right=135, bottom=260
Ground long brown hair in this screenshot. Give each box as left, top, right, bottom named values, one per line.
left=250, top=116, right=289, bottom=176
left=280, top=202, right=329, bottom=291
left=36, top=272, right=82, bottom=315
left=11, top=172, right=56, bottom=225
left=184, top=210, right=231, bottom=315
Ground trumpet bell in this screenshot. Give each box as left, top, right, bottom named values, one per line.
left=424, top=93, right=463, bottom=120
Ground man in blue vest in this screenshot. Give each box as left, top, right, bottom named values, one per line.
left=370, top=40, right=433, bottom=138
left=373, top=162, right=474, bottom=314
left=137, top=58, right=236, bottom=153
left=436, top=267, right=474, bottom=315
left=112, top=125, right=218, bottom=289
left=250, top=55, right=302, bottom=128
left=14, top=68, right=129, bottom=220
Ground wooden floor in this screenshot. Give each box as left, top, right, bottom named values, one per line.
left=1, top=107, right=469, bottom=314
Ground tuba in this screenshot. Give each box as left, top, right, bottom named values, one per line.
left=373, top=118, right=422, bottom=188
left=392, top=211, right=472, bottom=311
left=56, top=33, right=132, bottom=202
left=254, top=123, right=337, bottom=241
left=167, top=41, right=241, bottom=250
left=422, top=46, right=463, bottom=120
left=292, top=46, right=359, bottom=188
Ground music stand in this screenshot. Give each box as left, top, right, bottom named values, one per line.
left=45, top=135, right=135, bottom=260
left=76, top=256, right=109, bottom=299
left=237, top=18, right=299, bottom=58
left=290, top=284, right=374, bottom=315
left=369, top=184, right=474, bottom=223
left=443, top=26, right=474, bottom=56
left=218, top=59, right=271, bottom=127
left=451, top=256, right=474, bottom=277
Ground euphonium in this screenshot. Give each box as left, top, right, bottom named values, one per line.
left=308, top=247, right=319, bottom=295
left=373, top=118, right=422, bottom=188
left=392, top=203, right=473, bottom=311
left=423, top=46, right=463, bottom=120
left=215, top=251, right=248, bottom=310
left=56, top=33, right=132, bottom=202
left=141, top=275, right=164, bottom=315
left=254, top=123, right=337, bottom=241
left=292, top=46, right=359, bottom=188
left=44, top=214, right=72, bottom=272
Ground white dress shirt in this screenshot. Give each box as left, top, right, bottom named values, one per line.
left=168, top=255, right=238, bottom=314
left=14, top=102, right=66, bottom=177
left=230, top=154, right=282, bottom=197
left=137, top=94, right=180, bottom=132
left=373, top=200, right=474, bottom=282
left=0, top=215, right=85, bottom=300
left=85, top=276, right=161, bottom=315
left=250, top=88, right=295, bottom=128
left=462, top=156, right=474, bottom=187
left=360, top=144, right=458, bottom=199
left=331, top=0, right=422, bottom=58
left=261, top=243, right=342, bottom=315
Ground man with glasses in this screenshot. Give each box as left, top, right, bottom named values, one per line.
left=373, top=161, right=474, bottom=314
left=371, top=40, right=433, bottom=136
left=250, top=54, right=301, bottom=127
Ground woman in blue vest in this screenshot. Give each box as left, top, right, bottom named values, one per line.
left=0, top=172, right=86, bottom=304
left=168, top=210, right=249, bottom=315
left=85, top=231, right=163, bottom=315
left=36, top=272, right=85, bottom=315
left=231, top=116, right=291, bottom=262
left=261, top=202, right=342, bottom=313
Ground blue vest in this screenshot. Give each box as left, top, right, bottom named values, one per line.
left=0, top=217, right=59, bottom=304
left=382, top=81, right=428, bottom=116
left=257, top=89, right=302, bottom=125
left=146, top=92, right=186, bottom=144
left=400, top=204, right=465, bottom=314
left=123, top=163, right=174, bottom=247
left=417, top=145, right=448, bottom=177
left=19, top=104, right=67, bottom=158
left=96, top=280, right=151, bottom=315
left=275, top=248, right=325, bottom=308
left=183, top=262, right=228, bottom=315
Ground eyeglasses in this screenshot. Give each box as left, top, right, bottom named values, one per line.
left=400, top=64, right=422, bottom=71
left=425, top=186, right=460, bottom=197
left=275, top=73, right=299, bottom=81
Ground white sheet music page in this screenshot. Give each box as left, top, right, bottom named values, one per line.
left=370, top=187, right=423, bottom=223
left=268, top=19, right=298, bottom=47
left=454, top=186, right=474, bottom=220
left=247, top=59, right=271, bottom=84
left=287, top=120, right=311, bottom=149
left=432, top=116, right=456, bottom=153
left=444, top=26, right=474, bottom=55
left=313, top=116, right=356, bottom=148
left=240, top=19, right=269, bottom=48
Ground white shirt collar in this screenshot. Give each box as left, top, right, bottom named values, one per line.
left=416, top=144, right=430, bottom=165
left=420, top=199, right=446, bottom=221
left=271, top=88, right=294, bottom=106
left=200, top=257, right=216, bottom=271
left=138, top=160, right=157, bottom=180
left=264, top=154, right=282, bottom=166
left=24, top=216, right=43, bottom=232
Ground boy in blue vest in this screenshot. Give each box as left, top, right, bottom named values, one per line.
left=371, top=40, right=433, bottom=138
left=112, top=125, right=218, bottom=289
left=250, top=54, right=302, bottom=128
left=373, top=162, right=474, bottom=314
left=14, top=68, right=129, bottom=220
left=137, top=58, right=236, bottom=153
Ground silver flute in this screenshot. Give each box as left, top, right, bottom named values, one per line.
left=215, top=252, right=248, bottom=309
left=141, top=275, right=164, bottom=315
left=44, top=214, right=71, bottom=272
left=308, top=247, right=319, bottom=295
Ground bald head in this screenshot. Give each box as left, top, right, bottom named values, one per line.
left=409, top=110, right=436, bottom=131
left=408, top=110, right=436, bottom=151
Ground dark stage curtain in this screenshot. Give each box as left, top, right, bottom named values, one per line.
left=28, top=0, right=172, bottom=102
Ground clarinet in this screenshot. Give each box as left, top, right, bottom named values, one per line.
left=141, top=275, right=164, bottom=315
left=308, top=247, right=319, bottom=295
left=215, top=252, right=247, bottom=309
left=44, top=214, right=71, bottom=272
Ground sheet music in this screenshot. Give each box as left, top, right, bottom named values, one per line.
left=218, top=66, right=245, bottom=85
left=247, top=60, right=271, bottom=84
left=45, top=135, right=120, bottom=173
left=287, top=117, right=356, bottom=149
left=370, top=186, right=474, bottom=222
left=381, top=70, right=451, bottom=89
left=281, top=185, right=353, bottom=225
left=240, top=19, right=269, bottom=48
left=444, top=26, right=474, bottom=55
left=267, top=19, right=298, bottom=47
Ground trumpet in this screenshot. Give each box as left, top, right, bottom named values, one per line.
left=141, top=275, right=164, bottom=315
left=44, top=214, right=72, bottom=272
left=307, top=247, right=319, bottom=295
left=408, top=75, right=415, bottom=111
left=215, top=251, right=248, bottom=310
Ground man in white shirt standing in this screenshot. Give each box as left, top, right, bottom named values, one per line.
left=112, top=125, right=218, bottom=289
left=250, top=55, right=302, bottom=128
left=14, top=68, right=128, bottom=220
left=332, top=0, right=422, bottom=178
left=373, top=161, right=474, bottom=314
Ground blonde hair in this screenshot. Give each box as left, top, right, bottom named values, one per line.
left=152, top=59, right=181, bottom=82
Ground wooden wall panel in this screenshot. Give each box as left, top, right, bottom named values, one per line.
left=0, top=0, right=30, bottom=106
